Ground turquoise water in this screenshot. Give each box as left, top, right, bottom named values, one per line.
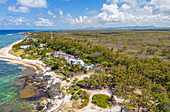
left=0, top=31, right=36, bottom=112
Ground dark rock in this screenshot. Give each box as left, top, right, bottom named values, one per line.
left=37, top=106, right=45, bottom=111
left=44, top=83, right=61, bottom=99
left=47, top=102, right=54, bottom=109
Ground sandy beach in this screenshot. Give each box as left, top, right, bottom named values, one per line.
left=0, top=39, right=46, bottom=73
left=0, top=38, right=64, bottom=112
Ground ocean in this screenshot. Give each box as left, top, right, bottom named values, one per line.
left=0, top=30, right=37, bottom=112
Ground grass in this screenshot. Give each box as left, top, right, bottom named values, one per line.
left=92, top=94, right=109, bottom=108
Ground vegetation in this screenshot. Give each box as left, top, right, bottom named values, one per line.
left=13, top=31, right=170, bottom=111
left=92, top=94, right=109, bottom=108
left=71, top=90, right=90, bottom=109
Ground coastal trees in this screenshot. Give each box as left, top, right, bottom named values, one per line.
left=13, top=31, right=170, bottom=112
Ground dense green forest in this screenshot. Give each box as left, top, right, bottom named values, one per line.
left=13, top=31, right=170, bottom=111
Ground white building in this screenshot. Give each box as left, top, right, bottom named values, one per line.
left=46, top=52, right=52, bottom=56
left=77, top=59, right=85, bottom=66
left=67, top=59, right=77, bottom=65
left=26, top=38, right=37, bottom=42
left=85, top=65, right=92, bottom=70
left=38, top=44, right=46, bottom=48
left=67, top=58, right=86, bottom=67
left=20, top=45, right=30, bottom=50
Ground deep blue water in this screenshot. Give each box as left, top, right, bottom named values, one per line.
left=0, top=30, right=36, bottom=112
left=0, top=30, right=34, bottom=36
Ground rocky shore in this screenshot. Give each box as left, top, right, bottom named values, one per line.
left=15, top=72, right=64, bottom=111
left=0, top=38, right=64, bottom=112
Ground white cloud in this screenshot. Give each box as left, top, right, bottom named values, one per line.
left=150, top=0, right=170, bottom=14
left=35, top=18, right=53, bottom=26
left=9, top=17, right=24, bottom=25
left=120, top=4, right=131, bottom=12
left=69, top=1, right=170, bottom=27
left=8, top=6, right=29, bottom=13
left=26, top=23, right=30, bottom=26
left=59, top=11, right=63, bottom=17
left=8, top=0, right=47, bottom=13
left=17, top=0, right=47, bottom=8
left=48, top=10, right=57, bottom=18
left=0, top=0, right=7, bottom=4
left=87, top=10, right=97, bottom=14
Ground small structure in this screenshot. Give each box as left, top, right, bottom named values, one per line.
left=39, top=48, right=44, bottom=50
left=27, top=32, right=31, bottom=36
left=26, top=38, right=37, bottom=42
left=38, top=44, right=46, bottom=48
left=46, top=52, right=52, bottom=56
left=20, top=45, right=30, bottom=50
left=77, top=59, right=85, bottom=66
left=67, top=58, right=77, bottom=65
left=84, top=65, right=92, bottom=70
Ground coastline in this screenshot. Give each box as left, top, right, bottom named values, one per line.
left=0, top=38, right=46, bottom=73
left=0, top=36, right=64, bottom=112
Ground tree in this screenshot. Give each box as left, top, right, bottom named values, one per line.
left=101, top=61, right=108, bottom=68
left=72, top=93, right=79, bottom=100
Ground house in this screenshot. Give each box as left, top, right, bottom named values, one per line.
left=20, top=45, right=30, bottom=50
left=46, top=52, right=52, bottom=56
left=39, top=48, right=44, bottom=50
left=27, top=32, right=31, bottom=36
left=67, top=58, right=77, bottom=65
left=26, top=38, right=37, bottom=42
left=77, top=59, right=85, bottom=66
left=55, top=51, right=70, bottom=60
left=84, top=65, right=92, bottom=70
left=38, top=44, right=46, bottom=48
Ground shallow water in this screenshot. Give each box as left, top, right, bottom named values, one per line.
left=0, top=30, right=37, bottom=112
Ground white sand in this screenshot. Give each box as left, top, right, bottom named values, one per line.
left=0, top=39, right=46, bottom=73
left=0, top=39, right=64, bottom=112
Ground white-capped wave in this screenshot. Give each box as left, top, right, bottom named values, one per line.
left=7, top=34, right=13, bottom=36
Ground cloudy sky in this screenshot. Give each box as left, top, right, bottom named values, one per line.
left=0, top=0, right=170, bottom=29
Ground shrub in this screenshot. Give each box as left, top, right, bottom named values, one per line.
left=73, top=78, right=78, bottom=83
left=92, top=94, right=109, bottom=108
left=20, top=54, right=27, bottom=59
left=77, top=90, right=83, bottom=95
left=54, top=70, right=60, bottom=73
left=72, top=93, right=79, bottom=100
left=66, top=80, right=70, bottom=82
left=74, top=86, right=80, bottom=90
left=63, top=77, right=67, bottom=80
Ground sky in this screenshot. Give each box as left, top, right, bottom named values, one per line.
left=0, top=0, right=170, bottom=29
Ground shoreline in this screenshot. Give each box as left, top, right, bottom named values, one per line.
left=0, top=38, right=46, bottom=73
left=0, top=36, right=64, bottom=112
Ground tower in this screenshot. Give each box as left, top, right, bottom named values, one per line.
left=51, top=32, right=53, bottom=40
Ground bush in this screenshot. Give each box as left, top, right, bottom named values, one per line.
left=92, top=94, right=109, bottom=108
left=72, top=93, right=79, bottom=100
left=66, top=80, right=70, bottom=82
left=77, top=90, right=83, bottom=95
left=74, top=86, right=80, bottom=90
left=73, top=78, right=78, bottom=83
left=63, top=77, right=67, bottom=80
left=78, top=99, right=89, bottom=109
left=20, top=54, right=27, bottom=59
left=14, top=49, right=18, bottom=52
left=54, top=70, right=60, bottom=73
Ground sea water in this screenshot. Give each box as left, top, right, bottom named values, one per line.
left=0, top=30, right=36, bottom=112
